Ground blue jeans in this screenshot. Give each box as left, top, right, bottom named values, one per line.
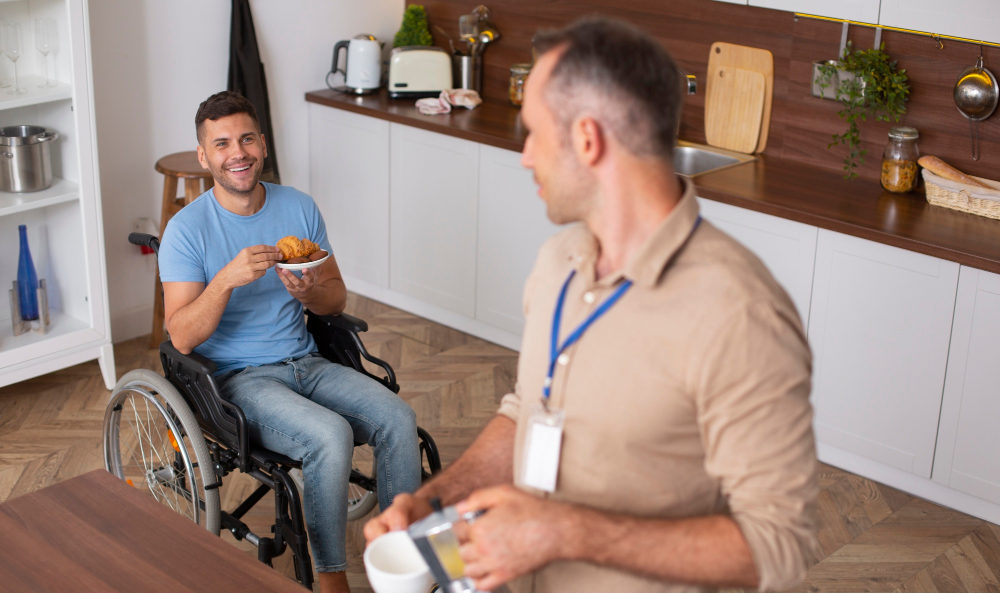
left=219, top=353, right=421, bottom=572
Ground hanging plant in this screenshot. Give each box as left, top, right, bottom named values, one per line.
left=816, top=42, right=911, bottom=178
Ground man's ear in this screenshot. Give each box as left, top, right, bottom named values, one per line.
left=571, top=116, right=603, bottom=166
left=196, top=145, right=208, bottom=170
left=260, top=133, right=268, bottom=160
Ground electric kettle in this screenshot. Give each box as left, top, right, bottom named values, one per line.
left=330, top=34, right=382, bottom=94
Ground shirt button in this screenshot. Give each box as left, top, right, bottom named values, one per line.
left=557, top=353, right=570, bottom=366
left=583, top=292, right=595, bottom=304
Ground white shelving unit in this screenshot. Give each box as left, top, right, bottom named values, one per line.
left=0, top=0, right=114, bottom=390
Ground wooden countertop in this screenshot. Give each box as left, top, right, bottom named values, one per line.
left=306, top=88, right=1000, bottom=275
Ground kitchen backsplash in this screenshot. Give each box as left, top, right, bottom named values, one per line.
left=413, top=0, right=999, bottom=182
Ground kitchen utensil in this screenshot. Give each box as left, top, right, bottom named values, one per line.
left=330, top=34, right=381, bottom=95
left=433, top=24, right=456, bottom=55
left=705, top=42, right=774, bottom=153
left=0, top=125, right=58, bottom=192
left=953, top=49, right=998, bottom=161
left=705, top=67, right=765, bottom=154
left=388, top=46, right=452, bottom=98
left=408, top=502, right=505, bottom=593
left=471, top=5, right=500, bottom=57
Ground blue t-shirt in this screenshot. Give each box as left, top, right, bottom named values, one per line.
left=158, top=182, right=333, bottom=373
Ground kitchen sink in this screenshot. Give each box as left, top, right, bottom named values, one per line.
left=673, top=141, right=756, bottom=177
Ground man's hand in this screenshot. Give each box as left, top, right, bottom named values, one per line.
left=217, top=244, right=282, bottom=289
left=276, top=266, right=318, bottom=300
left=363, top=493, right=435, bottom=543
left=456, top=485, right=575, bottom=591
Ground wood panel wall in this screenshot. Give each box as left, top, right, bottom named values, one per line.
left=411, top=0, right=1000, bottom=182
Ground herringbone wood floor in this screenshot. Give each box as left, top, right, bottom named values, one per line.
left=2, top=293, right=998, bottom=592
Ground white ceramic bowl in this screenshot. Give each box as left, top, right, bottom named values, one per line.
left=363, top=530, right=435, bottom=593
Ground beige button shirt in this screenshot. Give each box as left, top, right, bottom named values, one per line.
left=497, top=180, right=818, bottom=593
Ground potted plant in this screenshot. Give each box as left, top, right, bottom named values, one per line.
left=393, top=5, right=434, bottom=47
left=815, top=42, right=911, bottom=178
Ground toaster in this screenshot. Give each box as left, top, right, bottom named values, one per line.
left=388, top=46, right=452, bottom=99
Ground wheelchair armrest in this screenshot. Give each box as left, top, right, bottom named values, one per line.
left=323, top=311, right=369, bottom=334
left=159, top=341, right=253, bottom=472
left=160, top=340, right=216, bottom=375
left=305, top=310, right=399, bottom=393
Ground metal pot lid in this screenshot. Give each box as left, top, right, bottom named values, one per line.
left=0, top=125, right=58, bottom=146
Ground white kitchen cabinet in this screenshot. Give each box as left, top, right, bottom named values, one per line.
left=808, top=229, right=958, bottom=478
left=933, top=266, right=1000, bottom=503
left=308, top=104, right=390, bottom=289
left=476, top=145, right=558, bottom=337
left=389, top=124, right=479, bottom=317
left=697, top=197, right=817, bottom=329
left=748, top=0, right=879, bottom=24
left=0, top=0, right=114, bottom=390
left=879, top=0, right=999, bottom=45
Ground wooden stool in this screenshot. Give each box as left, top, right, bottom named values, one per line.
left=150, top=151, right=214, bottom=347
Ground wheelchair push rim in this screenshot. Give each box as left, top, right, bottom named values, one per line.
left=103, top=369, right=221, bottom=534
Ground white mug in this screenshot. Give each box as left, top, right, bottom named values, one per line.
left=364, top=530, right=435, bottom=593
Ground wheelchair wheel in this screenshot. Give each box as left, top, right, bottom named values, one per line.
left=347, top=443, right=378, bottom=520
left=103, top=369, right=221, bottom=534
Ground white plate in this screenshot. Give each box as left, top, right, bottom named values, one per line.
left=276, top=251, right=330, bottom=270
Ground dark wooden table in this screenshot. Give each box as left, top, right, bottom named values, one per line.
left=0, top=469, right=305, bottom=593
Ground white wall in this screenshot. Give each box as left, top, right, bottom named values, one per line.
left=90, top=0, right=405, bottom=342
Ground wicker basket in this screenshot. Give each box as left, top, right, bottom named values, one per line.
left=923, top=169, right=1000, bottom=220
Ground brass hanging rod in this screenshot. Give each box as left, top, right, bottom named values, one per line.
left=794, top=12, right=1000, bottom=49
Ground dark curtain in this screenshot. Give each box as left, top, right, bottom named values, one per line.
left=228, top=0, right=280, bottom=183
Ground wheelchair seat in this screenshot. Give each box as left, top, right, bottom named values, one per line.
left=102, top=233, right=441, bottom=589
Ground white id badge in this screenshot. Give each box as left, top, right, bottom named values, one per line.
left=519, top=405, right=565, bottom=492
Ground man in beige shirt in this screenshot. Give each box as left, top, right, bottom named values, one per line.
left=366, top=16, right=819, bottom=593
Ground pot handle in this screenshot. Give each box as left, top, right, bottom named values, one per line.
left=36, top=131, right=58, bottom=143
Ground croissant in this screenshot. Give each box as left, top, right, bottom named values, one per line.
left=276, top=235, right=321, bottom=261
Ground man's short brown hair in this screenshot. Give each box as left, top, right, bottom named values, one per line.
left=532, top=17, right=682, bottom=160
left=195, top=91, right=260, bottom=143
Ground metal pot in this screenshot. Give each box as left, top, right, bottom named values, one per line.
left=953, top=52, right=998, bottom=161
left=0, top=125, right=59, bottom=193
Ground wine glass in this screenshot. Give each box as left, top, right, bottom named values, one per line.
left=4, top=22, right=25, bottom=95
left=0, top=19, right=11, bottom=88
left=35, top=18, right=57, bottom=88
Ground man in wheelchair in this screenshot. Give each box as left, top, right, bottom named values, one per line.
left=156, top=90, right=421, bottom=593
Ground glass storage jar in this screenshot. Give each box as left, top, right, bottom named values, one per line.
left=881, top=126, right=920, bottom=193
left=508, top=63, right=531, bottom=107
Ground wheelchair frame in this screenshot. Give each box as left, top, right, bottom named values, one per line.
left=103, top=233, right=441, bottom=589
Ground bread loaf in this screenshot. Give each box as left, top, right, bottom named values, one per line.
left=918, top=155, right=991, bottom=188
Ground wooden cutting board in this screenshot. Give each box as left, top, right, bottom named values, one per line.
left=704, top=42, right=774, bottom=154
left=705, top=67, right=766, bottom=154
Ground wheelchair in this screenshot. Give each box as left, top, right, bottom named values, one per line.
left=102, top=233, right=441, bottom=589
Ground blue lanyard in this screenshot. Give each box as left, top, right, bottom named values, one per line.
left=544, top=271, right=633, bottom=402
left=543, top=215, right=702, bottom=404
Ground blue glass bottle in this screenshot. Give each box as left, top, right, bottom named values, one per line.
left=17, top=224, right=39, bottom=321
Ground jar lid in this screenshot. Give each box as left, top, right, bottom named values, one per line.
left=510, top=63, right=532, bottom=74
left=888, top=126, right=919, bottom=140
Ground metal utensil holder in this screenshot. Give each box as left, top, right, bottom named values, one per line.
left=9, top=279, right=50, bottom=335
